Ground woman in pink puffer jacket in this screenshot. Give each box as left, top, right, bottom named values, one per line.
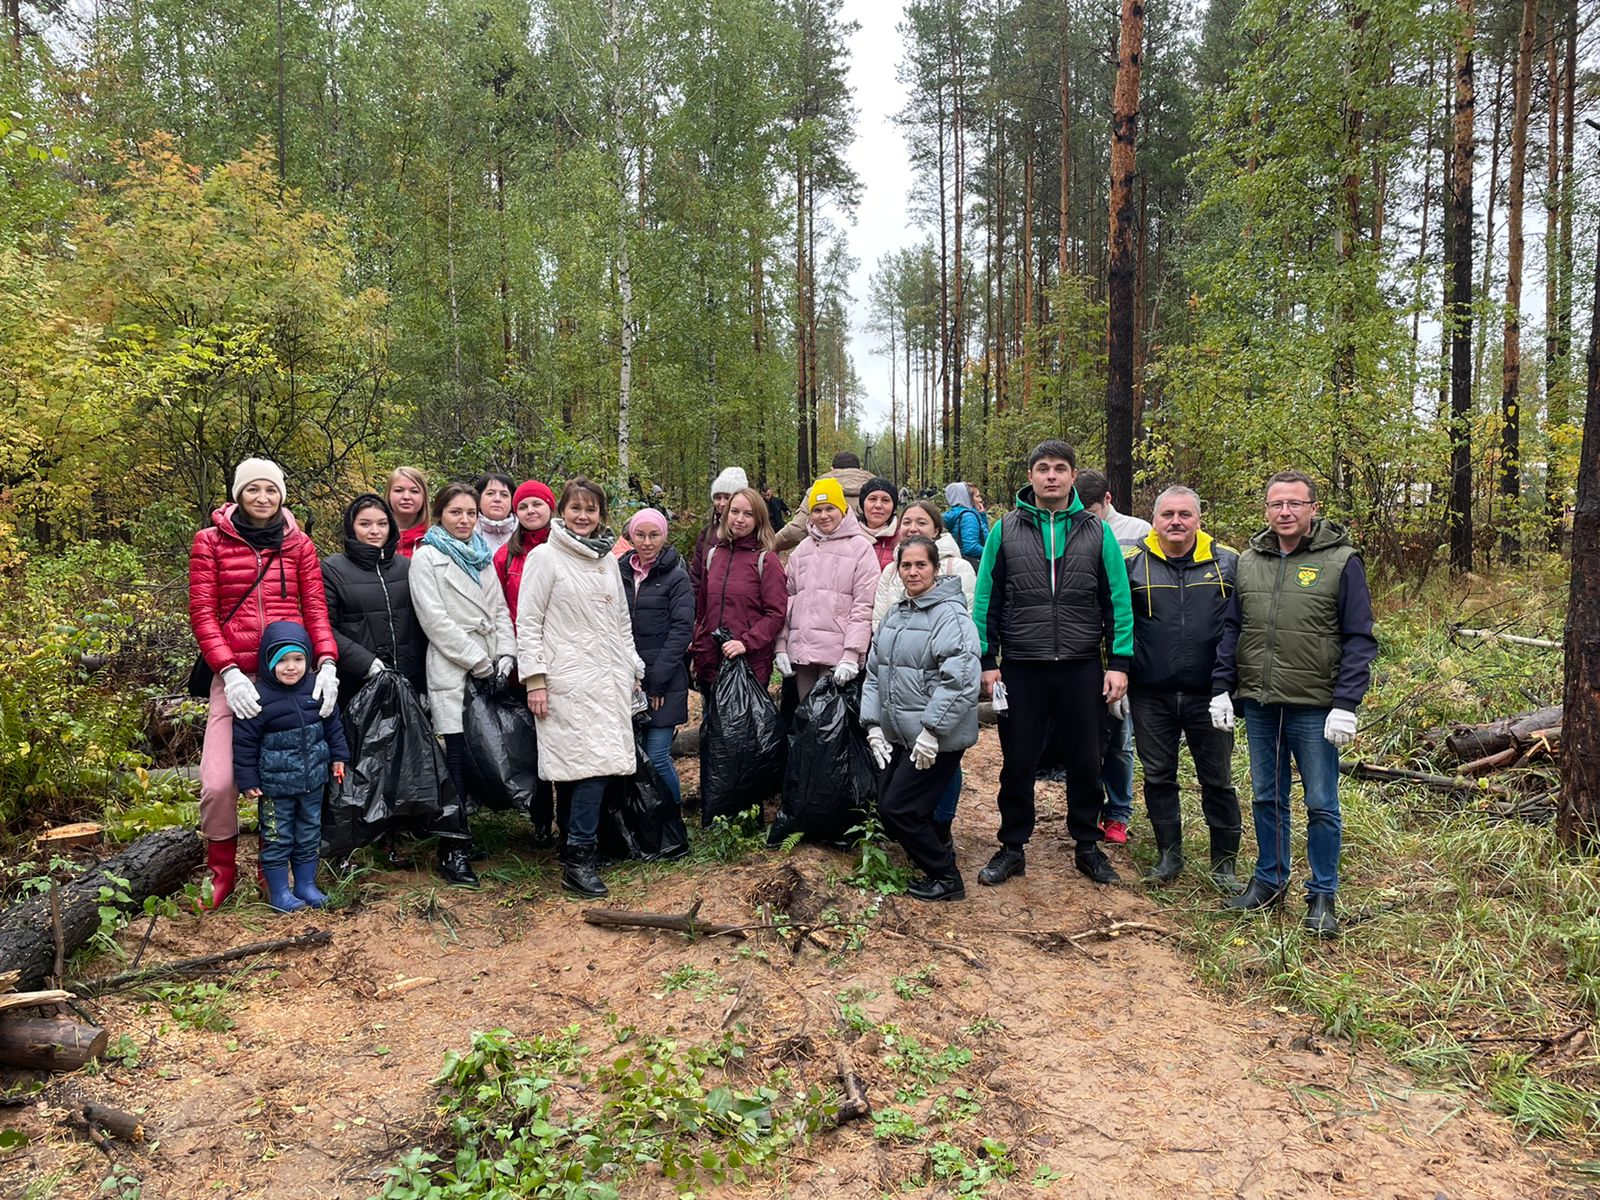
left=776, top=477, right=882, bottom=700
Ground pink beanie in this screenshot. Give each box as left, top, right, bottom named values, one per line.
left=626, top=508, right=669, bottom=540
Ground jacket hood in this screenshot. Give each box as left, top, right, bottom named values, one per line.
left=1247, top=516, right=1351, bottom=556
left=934, top=531, right=962, bottom=560
left=256, top=620, right=314, bottom=692
left=343, top=493, right=399, bottom=563
left=867, top=515, right=899, bottom=542
left=211, top=503, right=302, bottom=541
left=1140, top=527, right=1221, bottom=564
left=944, top=482, right=973, bottom=509
left=1013, top=485, right=1084, bottom=523
left=809, top=507, right=868, bottom=542
left=903, top=573, right=967, bottom=611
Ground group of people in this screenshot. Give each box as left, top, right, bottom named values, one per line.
left=187, top=438, right=1375, bottom=935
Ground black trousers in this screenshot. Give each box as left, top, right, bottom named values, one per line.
left=434, top=734, right=474, bottom=843
left=1128, top=690, right=1241, bottom=850
left=995, top=658, right=1105, bottom=848
left=878, top=746, right=963, bottom=878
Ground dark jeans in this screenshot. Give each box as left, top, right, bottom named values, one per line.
left=934, top=770, right=961, bottom=824
left=878, top=746, right=963, bottom=878
left=995, top=658, right=1105, bottom=848
left=1101, top=713, right=1134, bottom=824
left=259, top=788, right=321, bottom=869
left=1129, top=690, right=1241, bottom=849
left=642, top=724, right=682, bottom=807
left=557, top=777, right=608, bottom=847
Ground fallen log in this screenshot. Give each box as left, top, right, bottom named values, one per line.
left=581, top=898, right=748, bottom=940
left=34, top=823, right=105, bottom=851
left=0, top=827, right=203, bottom=990
left=81, top=1103, right=146, bottom=1143
left=71, top=928, right=333, bottom=997
left=1443, top=705, right=1563, bottom=763
left=0, top=990, right=72, bottom=1013
left=834, top=1046, right=871, bottom=1122
left=1342, top=761, right=1519, bottom=796
left=1451, top=626, right=1561, bottom=650
left=0, top=1016, right=107, bottom=1071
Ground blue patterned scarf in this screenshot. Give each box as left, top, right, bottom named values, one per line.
left=421, top=523, right=493, bottom=581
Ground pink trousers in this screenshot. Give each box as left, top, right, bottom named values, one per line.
left=198, top=671, right=250, bottom=841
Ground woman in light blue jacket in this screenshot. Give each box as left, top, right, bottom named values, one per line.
left=861, top=536, right=981, bottom=902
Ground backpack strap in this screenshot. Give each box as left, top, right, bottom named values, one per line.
left=707, top=545, right=769, bottom=580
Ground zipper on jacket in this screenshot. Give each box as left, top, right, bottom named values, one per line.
left=1261, top=548, right=1289, bottom=696
left=376, top=567, right=398, bottom=670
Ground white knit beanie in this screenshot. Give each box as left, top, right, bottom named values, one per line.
left=710, top=467, right=748, bottom=499
left=232, top=457, right=287, bottom=503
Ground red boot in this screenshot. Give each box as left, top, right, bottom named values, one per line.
left=203, top=837, right=239, bottom=910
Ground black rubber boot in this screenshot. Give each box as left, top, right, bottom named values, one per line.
left=531, top=823, right=556, bottom=851
left=933, top=820, right=953, bottom=848
left=1304, top=894, right=1339, bottom=938
left=562, top=844, right=608, bottom=898
left=1209, top=829, right=1245, bottom=896
left=1143, top=823, right=1184, bottom=885
left=437, top=846, right=480, bottom=888
left=1075, top=845, right=1121, bottom=885
left=977, top=846, right=1025, bottom=887
left=907, top=872, right=965, bottom=902
left=1223, top=877, right=1287, bottom=911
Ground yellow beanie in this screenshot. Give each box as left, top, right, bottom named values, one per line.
left=807, top=477, right=846, bottom=513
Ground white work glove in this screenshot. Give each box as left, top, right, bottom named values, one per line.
left=831, top=660, right=859, bottom=687
left=1108, top=695, right=1129, bottom=722
left=773, top=653, right=793, bottom=678
left=367, top=658, right=386, bottom=678
left=1209, top=693, right=1235, bottom=732
left=866, top=726, right=893, bottom=771
left=312, top=661, right=340, bottom=717
left=911, top=728, right=940, bottom=770
left=469, top=658, right=493, bottom=679
left=495, top=655, right=517, bottom=685
left=221, top=667, right=261, bottom=720
left=1324, top=708, right=1358, bottom=747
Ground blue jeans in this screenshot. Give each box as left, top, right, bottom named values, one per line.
left=1101, top=713, right=1134, bottom=824
left=259, top=788, right=322, bottom=869
left=563, top=777, right=609, bottom=848
left=1240, top=700, right=1342, bottom=896
left=934, top=769, right=961, bottom=824
left=642, top=725, right=682, bottom=808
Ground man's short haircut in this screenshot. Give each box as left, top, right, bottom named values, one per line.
left=1152, top=485, right=1201, bottom=517
left=1264, top=470, right=1318, bottom=503
left=831, top=451, right=861, bottom=470
left=1028, top=439, right=1076, bottom=469
left=1075, top=468, right=1110, bottom=503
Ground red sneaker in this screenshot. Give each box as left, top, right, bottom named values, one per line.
left=1101, top=819, right=1129, bottom=845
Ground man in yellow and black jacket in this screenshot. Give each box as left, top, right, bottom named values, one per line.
left=971, top=440, right=1134, bottom=888
left=1123, top=486, right=1243, bottom=893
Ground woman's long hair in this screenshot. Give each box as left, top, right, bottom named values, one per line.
left=719, top=487, right=775, bottom=551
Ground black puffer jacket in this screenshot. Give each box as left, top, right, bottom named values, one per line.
left=620, top=545, right=695, bottom=728
left=1124, top=529, right=1238, bottom=695
left=321, top=494, right=429, bottom=697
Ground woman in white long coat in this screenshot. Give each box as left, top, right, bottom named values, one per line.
left=409, top=482, right=518, bottom=888
left=517, top=477, right=644, bottom=899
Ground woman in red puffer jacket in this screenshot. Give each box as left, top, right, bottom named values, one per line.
left=188, top=458, right=338, bottom=909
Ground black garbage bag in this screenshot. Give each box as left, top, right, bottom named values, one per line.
left=461, top=676, right=541, bottom=815
left=772, top=676, right=877, bottom=844
left=602, top=724, right=691, bottom=861
left=322, top=669, right=457, bottom=861
left=700, top=657, right=785, bottom=827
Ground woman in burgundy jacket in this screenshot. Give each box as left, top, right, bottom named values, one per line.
left=188, top=458, right=338, bottom=908
left=690, top=487, right=787, bottom=689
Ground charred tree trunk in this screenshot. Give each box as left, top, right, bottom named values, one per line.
left=1557, top=211, right=1600, bottom=849
left=1548, top=0, right=1578, bottom=551
left=795, top=156, right=810, bottom=484
left=1447, top=0, right=1476, bottom=574
left=1497, top=0, right=1537, bottom=563
left=0, top=828, right=202, bottom=989
left=1104, top=0, right=1143, bottom=506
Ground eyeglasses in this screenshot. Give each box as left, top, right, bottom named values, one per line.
left=1265, top=500, right=1314, bottom=512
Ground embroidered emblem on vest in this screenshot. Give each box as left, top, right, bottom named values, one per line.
left=1295, top=565, right=1321, bottom=588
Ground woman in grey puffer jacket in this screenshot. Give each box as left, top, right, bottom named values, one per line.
left=861, top=537, right=981, bottom=902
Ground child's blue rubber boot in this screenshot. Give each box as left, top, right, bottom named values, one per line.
left=291, top=860, right=328, bottom=908
left=263, top=865, right=308, bottom=913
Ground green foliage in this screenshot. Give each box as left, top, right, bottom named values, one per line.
left=103, top=1034, right=142, bottom=1069
left=659, top=965, right=732, bottom=1001
left=891, top=964, right=936, bottom=1000
left=695, top=807, right=770, bottom=864
left=380, top=1024, right=835, bottom=1198
left=145, top=981, right=242, bottom=1034
left=847, top=811, right=911, bottom=895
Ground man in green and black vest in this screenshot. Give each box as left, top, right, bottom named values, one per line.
left=1124, top=485, right=1243, bottom=892
left=971, top=440, right=1134, bottom=887
left=1211, top=471, right=1377, bottom=937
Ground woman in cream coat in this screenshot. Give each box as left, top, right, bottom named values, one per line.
left=410, top=482, right=516, bottom=887
left=517, top=477, right=644, bottom=899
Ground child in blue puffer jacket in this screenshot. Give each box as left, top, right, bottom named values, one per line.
left=233, top=620, right=350, bottom=912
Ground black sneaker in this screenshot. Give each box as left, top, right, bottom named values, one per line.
left=977, top=847, right=1025, bottom=886
left=1304, top=894, right=1339, bottom=938
left=437, top=847, right=480, bottom=888
left=1075, top=845, right=1121, bottom=885
left=531, top=823, right=556, bottom=851
left=906, top=873, right=965, bottom=902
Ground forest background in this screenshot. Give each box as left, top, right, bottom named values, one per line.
left=0, top=0, right=1594, bottom=815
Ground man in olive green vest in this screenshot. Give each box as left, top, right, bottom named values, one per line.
left=1209, top=471, right=1377, bottom=937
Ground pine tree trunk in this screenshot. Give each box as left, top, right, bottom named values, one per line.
left=1548, top=0, right=1577, bottom=551
left=936, top=67, right=951, bottom=465
left=1556, top=215, right=1600, bottom=849
left=951, top=30, right=965, bottom=480
left=994, top=119, right=1007, bottom=412
left=795, top=157, right=809, bottom=484
left=1498, top=0, right=1537, bottom=563
left=1105, top=0, right=1143, bottom=506
left=1472, top=59, right=1504, bottom=410
left=1447, top=0, right=1476, bottom=575
left=1021, top=142, right=1034, bottom=409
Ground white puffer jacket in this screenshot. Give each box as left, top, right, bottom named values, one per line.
left=872, top=532, right=976, bottom=629
left=516, top=521, right=645, bottom=782
left=410, top=545, right=517, bottom=735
